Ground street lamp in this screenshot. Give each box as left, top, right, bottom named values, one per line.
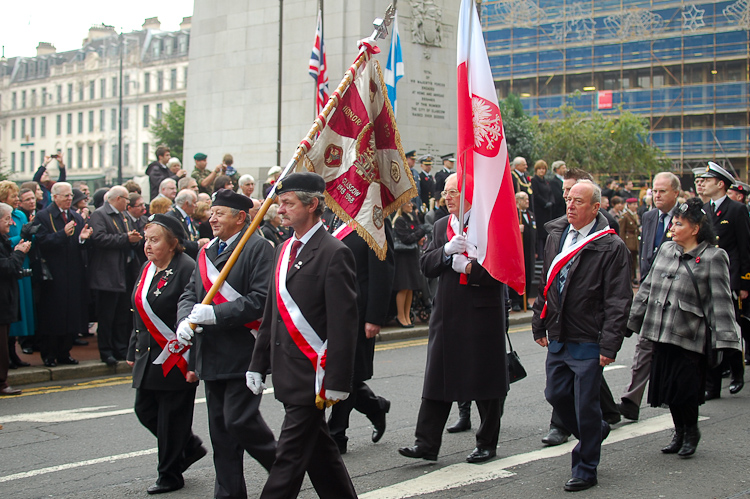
left=117, top=30, right=124, bottom=185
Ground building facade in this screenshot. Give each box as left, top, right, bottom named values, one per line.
left=482, top=0, right=750, bottom=178
left=0, top=17, right=191, bottom=186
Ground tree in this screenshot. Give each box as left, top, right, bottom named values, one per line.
left=150, top=100, right=185, bottom=161
left=498, top=93, right=542, bottom=162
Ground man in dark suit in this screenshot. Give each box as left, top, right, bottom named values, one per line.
left=617, top=172, right=680, bottom=421
left=511, top=157, right=534, bottom=212
left=167, top=189, right=210, bottom=259
left=146, top=146, right=185, bottom=202
left=247, top=172, right=358, bottom=498
left=550, top=160, right=567, bottom=219
left=398, top=173, right=508, bottom=465
left=323, top=210, right=395, bottom=455
left=533, top=180, right=632, bottom=491
left=433, top=154, right=455, bottom=198
left=701, top=162, right=750, bottom=398
left=175, top=189, right=277, bottom=499
left=418, top=156, right=436, bottom=210
left=33, top=182, right=93, bottom=367
left=89, top=186, right=143, bottom=366
left=511, top=191, right=536, bottom=311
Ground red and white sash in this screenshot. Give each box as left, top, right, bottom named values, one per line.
left=446, top=214, right=477, bottom=285
left=275, top=238, right=328, bottom=401
left=198, top=239, right=261, bottom=334
left=134, top=262, right=190, bottom=378
left=332, top=223, right=354, bottom=241
left=539, top=227, right=616, bottom=318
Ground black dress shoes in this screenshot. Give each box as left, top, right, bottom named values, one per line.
left=678, top=425, right=701, bottom=457
left=705, top=390, right=720, bottom=400
left=466, top=447, right=496, bottom=463
left=147, top=481, right=184, bottom=495
left=0, top=386, right=22, bottom=396
left=541, top=427, right=569, bottom=446
left=22, top=347, right=34, bottom=355
left=564, top=477, right=597, bottom=492
left=182, top=445, right=207, bottom=472
left=371, top=399, right=391, bottom=443
left=57, top=356, right=79, bottom=365
left=398, top=445, right=438, bottom=461
left=617, top=400, right=640, bottom=421
left=661, top=426, right=684, bottom=454
left=72, top=338, right=89, bottom=346
left=43, top=358, right=57, bottom=367
left=729, top=379, right=744, bottom=395
left=103, top=356, right=118, bottom=367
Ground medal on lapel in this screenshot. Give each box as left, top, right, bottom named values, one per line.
left=154, top=272, right=169, bottom=296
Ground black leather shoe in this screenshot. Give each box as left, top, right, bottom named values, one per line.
left=511, top=304, right=521, bottom=312
left=564, top=477, right=597, bottom=492
left=466, top=447, right=496, bottom=463
left=705, top=390, right=720, bottom=400
left=57, top=356, right=79, bottom=365
left=729, top=379, right=744, bottom=395
left=661, top=427, right=684, bottom=454
left=678, top=425, right=700, bottom=458
left=604, top=413, right=621, bottom=425
left=182, top=445, right=207, bottom=472
left=398, top=445, right=437, bottom=461
left=602, top=421, right=611, bottom=441
left=22, top=347, right=34, bottom=355
left=371, top=399, right=391, bottom=443
left=43, top=358, right=57, bottom=367
left=617, top=400, right=639, bottom=421
left=147, top=481, right=184, bottom=495
left=73, top=338, right=89, bottom=346
left=103, top=356, right=118, bottom=367
left=0, top=386, right=22, bottom=396
left=541, top=427, right=569, bottom=446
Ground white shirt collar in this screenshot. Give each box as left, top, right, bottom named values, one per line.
left=712, top=195, right=727, bottom=211
left=106, top=202, right=120, bottom=215
left=218, top=230, right=242, bottom=247
left=175, top=205, right=189, bottom=218
left=569, top=218, right=597, bottom=239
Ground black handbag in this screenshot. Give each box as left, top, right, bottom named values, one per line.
left=680, top=259, right=723, bottom=368
left=506, top=330, right=527, bottom=383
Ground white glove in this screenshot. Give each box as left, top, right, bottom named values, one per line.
left=325, top=390, right=349, bottom=402
left=245, top=371, right=265, bottom=395
left=444, top=234, right=468, bottom=256
left=176, top=320, right=194, bottom=346
left=452, top=254, right=470, bottom=274
left=187, top=304, right=217, bottom=325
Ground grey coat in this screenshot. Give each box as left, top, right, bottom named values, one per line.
left=89, top=203, right=135, bottom=292
left=628, top=241, right=740, bottom=354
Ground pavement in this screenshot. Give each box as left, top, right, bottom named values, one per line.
left=6, top=310, right=536, bottom=387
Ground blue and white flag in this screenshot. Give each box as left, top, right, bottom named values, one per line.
left=384, top=13, right=404, bottom=115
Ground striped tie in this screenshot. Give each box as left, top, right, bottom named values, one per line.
left=558, top=230, right=578, bottom=295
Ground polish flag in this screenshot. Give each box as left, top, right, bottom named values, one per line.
left=456, top=0, right=525, bottom=294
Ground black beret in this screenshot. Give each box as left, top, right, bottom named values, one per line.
left=71, top=188, right=87, bottom=206
left=405, top=150, right=416, bottom=159
left=212, top=188, right=254, bottom=211
left=275, top=172, right=326, bottom=195
left=147, top=213, right=186, bottom=243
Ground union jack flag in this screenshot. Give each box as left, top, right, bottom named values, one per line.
left=309, top=10, right=329, bottom=116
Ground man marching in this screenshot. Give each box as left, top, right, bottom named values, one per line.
left=246, top=172, right=359, bottom=498
left=176, top=189, right=277, bottom=499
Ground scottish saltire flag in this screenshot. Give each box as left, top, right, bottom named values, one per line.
left=384, top=13, right=404, bottom=114
left=309, top=10, right=329, bottom=115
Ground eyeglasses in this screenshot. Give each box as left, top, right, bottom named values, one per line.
left=441, top=189, right=460, bottom=199
left=119, top=195, right=130, bottom=200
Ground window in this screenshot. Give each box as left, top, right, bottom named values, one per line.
left=124, top=143, right=130, bottom=166
left=143, top=105, right=150, bottom=127
left=143, top=143, right=150, bottom=166
left=56, top=115, right=61, bottom=136
left=101, top=78, right=106, bottom=99
left=67, top=148, right=73, bottom=165
left=99, top=144, right=105, bottom=168
left=11, top=119, right=16, bottom=140
left=78, top=112, right=83, bottom=134
left=22, top=90, right=26, bottom=108
left=67, top=113, right=72, bottom=134
left=30, top=118, right=35, bottom=138
left=11, top=152, right=16, bottom=172
left=112, top=144, right=118, bottom=166
left=56, top=85, right=62, bottom=103
left=42, top=87, right=47, bottom=105
left=40, top=149, right=45, bottom=160
left=30, top=151, right=35, bottom=171
left=124, top=74, right=130, bottom=96
left=111, top=109, right=117, bottom=130
left=184, top=67, right=188, bottom=88
left=20, top=152, right=25, bottom=172
left=40, top=116, right=46, bottom=137
left=153, top=40, right=161, bottom=58
left=88, top=146, right=94, bottom=169
left=89, top=80, right=95, bottom=99
left=157, top=70, right=164, bottom=91
left=112, top=76, right=118, bottom=97
left=170, top=68, right=177, bottom=90
left=89, top=110, right=94, bottom=132
left=77, top=146, right=83, bottom=169
left=179, top=35, right=188, bottom=53
left=100, top=110, right=105, bottom=131
left=21, top=119, right=26, bottom=138
left=31, top=89, right=37, bottom=107
left=156, top=103, right=163, bottom=121
left=144, top=73, right=150, bottom=93
left=123, top=107, right=129, bottom=129
left=11, top=92, right=16, bottom=109
left=78, top=84, right=83, bottom=101
left=68, top=83, right=73, bottom=102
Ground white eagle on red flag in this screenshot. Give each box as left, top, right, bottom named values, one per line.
left=304, top=58, right=417, bottom=260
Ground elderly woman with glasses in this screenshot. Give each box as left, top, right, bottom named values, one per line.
left=628, top=198, right=741, bottom=458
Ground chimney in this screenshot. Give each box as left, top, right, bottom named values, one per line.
left=36, top=42, right=57, bottom=56
left=142, top=17, right=161, bottom=31
left=179, top=16, right=192, bottom=30
left=83, top=24, right=117, bottom=45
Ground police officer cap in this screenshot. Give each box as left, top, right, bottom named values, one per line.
left=405, top=150, right=416, bottom=159
left=441, top=153, right=455, bottom=162
left=729, top=181, right=750, bottom=196
left=691, top=167, right=705, bottom=177
left=147, top=213, right=186, bottom=243
left=419, top=155, right=433, bottom=165
left=275, top=172, right=326, bottom=195
left=699, top=161, right=735, bottom=186
left=212, top=188, right=254, bottom=211
left=194, top=152, right=207, bottom=161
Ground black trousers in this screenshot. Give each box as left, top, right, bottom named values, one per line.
left=550, top=375, right=619, bottom=433
left=204, top=379, right=277, bottom=499
left=328, top=381, right=388, bottom=444
left=134, top=386, right=200, bottom=487
left=39, top=334, right=74, bottom=362
left=260, top=403, right=357, bottom=499
left=414, top=397, right=505, bottom=454
left=0, top=324, right=9, bottom=389
left=96, top=291, right=130, bottom=360
left=707, top=296, right=745, bottom=393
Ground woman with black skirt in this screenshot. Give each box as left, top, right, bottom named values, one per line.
left=628, top=198, right=740, bottom=457
left=392, top=202, right=426, bottom=328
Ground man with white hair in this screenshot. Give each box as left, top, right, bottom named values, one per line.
left=511, top=157, right=534, bottom=212
left=89, top=186, right=144, bottom=366
left=178, top=176, right=199, bottom=193
left=238, top=174, right=256, bottom=198
left=167, top=189, right=210, bottom=258
left=158, top=178, right=178, bottom=202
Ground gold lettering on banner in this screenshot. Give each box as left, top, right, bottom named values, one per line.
left=336, top=177, right=363, bottom=205
left=342, top=105, right=364, bottom=126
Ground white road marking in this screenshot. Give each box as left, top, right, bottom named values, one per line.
left=360, top=414, right=707, bottom=499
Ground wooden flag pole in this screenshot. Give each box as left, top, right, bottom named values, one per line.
left=192, top=4, right=396, bottom=330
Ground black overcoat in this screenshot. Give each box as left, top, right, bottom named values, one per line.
left=707, top=197, right=750, bottom=292
left=33, top=204, right=89, bottom=335
left=89, top=203, right=134, bottom=292
left=419, top=216, right=508, bottom=401
left=0, top=235, right=24, bottom=324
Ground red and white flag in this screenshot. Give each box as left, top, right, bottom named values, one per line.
left=456, top=0, right=525, bottom=294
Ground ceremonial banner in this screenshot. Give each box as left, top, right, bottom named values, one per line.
left=457, top=0, right=525, bottom=293
left=384, top=12, right=404, bottom=115
left=304, top=57, right=417, bottom=260
left=309, top=9, right=330, bottom=116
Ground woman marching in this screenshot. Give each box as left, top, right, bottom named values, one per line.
left=127, top=214, right=206, bottom=494
left=628, top=198, right=741, bottom=457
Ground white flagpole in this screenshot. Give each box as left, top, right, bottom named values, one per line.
left=458, top=0, right=476, bottom=233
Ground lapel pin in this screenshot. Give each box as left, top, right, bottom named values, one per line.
left=294, top=261, right=303, bottom=269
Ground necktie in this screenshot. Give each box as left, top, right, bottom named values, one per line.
left=558, top=230, right=578, bottom=295
left=288, top=240, right=302, bottom=271
left=185, top=216, right=196, bottom=237
left=654, top=213, right=667, bottom=249
left=61, top=210, right=68, bottom=224
left=217, top=241, right=227, bottom=255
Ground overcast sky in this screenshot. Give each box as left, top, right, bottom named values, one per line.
left=2, top=1, right=194, bottom=58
